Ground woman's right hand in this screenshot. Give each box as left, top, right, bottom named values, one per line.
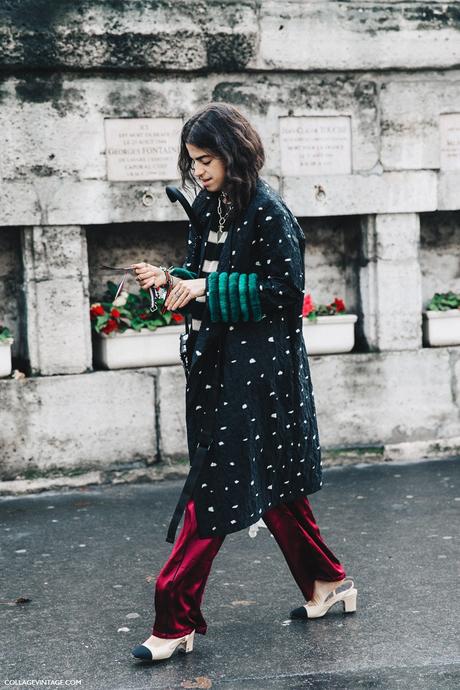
left=131, top=262, right=166, bottom=290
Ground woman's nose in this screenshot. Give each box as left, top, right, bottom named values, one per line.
left=194, top=163, right=205, bottom=178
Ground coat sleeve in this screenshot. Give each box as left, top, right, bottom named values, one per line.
left=205, top=201, right=305, bottom=323
left=253, top=202, right=305, bottom=316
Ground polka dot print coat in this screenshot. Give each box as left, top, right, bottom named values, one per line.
left=182, top=177, right=322, bottom=539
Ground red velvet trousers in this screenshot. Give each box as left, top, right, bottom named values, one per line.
left=152, top=494, right=346, bottom=638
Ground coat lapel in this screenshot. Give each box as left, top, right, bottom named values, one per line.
left=186, top=187, right=261, bottom=384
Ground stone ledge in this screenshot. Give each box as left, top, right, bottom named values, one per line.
left=0, top=461, right=190, bottom=496
left=1, top=437, right=458, bottom=496
left=0, top=172, right=448, bottom=227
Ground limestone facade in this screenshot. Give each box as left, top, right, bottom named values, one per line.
left=0, top=1, right=459, bottom=488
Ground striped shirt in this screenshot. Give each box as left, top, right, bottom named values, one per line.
left=189, top=226, right=229, bottom=334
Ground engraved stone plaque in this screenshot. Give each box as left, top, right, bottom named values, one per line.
left=104, top=117, right=182, bottom=181
left=440, top=113, right=460, bottom=171
left=279, top=116, right=352, bottom=175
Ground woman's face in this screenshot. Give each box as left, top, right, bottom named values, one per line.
left=186, top=142, right=226, bottom=193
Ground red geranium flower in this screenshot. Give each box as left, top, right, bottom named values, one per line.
left=90, top=304, right=105, bottom=318
left=171, top=313, right=185, bottom=323
left=333, top=297, right=346, bottom=312
left=302, top=293, right=315, bottom=317
left=111, top=308, right=121, bottom=318
left=140, top=313, right=149, bottom=320
left=101, top=318, right=118, bottom=334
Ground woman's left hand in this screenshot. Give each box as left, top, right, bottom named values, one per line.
left=165, top=278, right=206, bottom=310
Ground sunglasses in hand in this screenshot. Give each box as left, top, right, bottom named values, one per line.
left=100, top=264, right=167, bottom=313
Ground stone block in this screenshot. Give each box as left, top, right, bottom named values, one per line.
left=156, top=365, right=189, bottom=462
left=359, top=214, right=423, bottom=351
left=0, top=1, right=258, bottom=71
left=0, top=370, right=156, bottom=480
left=22, top=226, right=92, bottom=375
left=283, top=172, right=437, bottom=217
left=380, top=79, right=460, bottom=171
left=257, top=2, right=460, bottom=71
left=438, top=172, right=460, bottom=211
left=309, top=347, right=458, bottom=447
left=213, top=75, right=380, bottom=174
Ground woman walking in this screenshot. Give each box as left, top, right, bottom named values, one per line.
left=131, top=103, right=357, bottom=662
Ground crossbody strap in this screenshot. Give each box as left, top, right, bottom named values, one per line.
left=165, top=329, right=224, bottom=543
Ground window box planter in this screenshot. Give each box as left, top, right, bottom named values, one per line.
left=0, top=327, right=13, bottom=377
left=93, top=324, right=184, bottom=370
left=422, top=310, right=460, bottom=347
left=0, top=342, right=13, bottom=377
left=302, top=314, right=358, bottom=355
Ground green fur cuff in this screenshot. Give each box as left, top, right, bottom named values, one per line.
left=248, top=273, right=263, bottom=321
left=207, top=272, right=220, bottom=322
left=238, top=273, right=250, bottom=322
left=169, top=266, right=198, bottom=280
left=218, top=272, right=230, bottom=322
left=228, top=272, right=241, bottom=322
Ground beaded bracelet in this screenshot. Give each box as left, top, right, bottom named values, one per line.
left=159, top=267, right=173, bottom=314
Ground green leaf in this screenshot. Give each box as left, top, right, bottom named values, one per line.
left=93, top=314, right=109, bottom=333
left=0, top=325, right=13, bottom=342
left=426, top=291, right=460, bottom=311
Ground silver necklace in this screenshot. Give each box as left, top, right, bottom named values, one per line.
left=217, top=192, right=233, bottom=242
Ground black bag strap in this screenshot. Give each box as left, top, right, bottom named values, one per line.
left=165, top=330, right=224, bottom=543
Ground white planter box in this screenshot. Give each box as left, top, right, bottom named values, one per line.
left=93, top=315, right=359, bottom=369
left=0, top=341, right=13, bottom=377
left=93, top=324, right=184, bottom=369
left=423, top=309, right=460, bottom=347
left=302, top=314, right=358, bottom=355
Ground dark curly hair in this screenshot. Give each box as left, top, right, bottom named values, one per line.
left=178, top=102, right=265, bottom=218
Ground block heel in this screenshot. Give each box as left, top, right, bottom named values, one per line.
left=342, top=588, right=357, bottom=613
left=181, top=629, right=195, bottom=653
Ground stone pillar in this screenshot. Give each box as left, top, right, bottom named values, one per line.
left=21, top=225, right=92, bottom=375
left=359, top=213, right=422, bottom=352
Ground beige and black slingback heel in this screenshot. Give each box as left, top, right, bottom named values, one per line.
left=131, top=630, right=195, bottom=661
left=290, top=578, right=357, bottom=620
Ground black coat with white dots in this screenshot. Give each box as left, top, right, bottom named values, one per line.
left=181, top=177, right=323, bottom=539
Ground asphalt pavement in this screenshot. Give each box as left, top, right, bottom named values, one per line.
left=1, top=457, right=459, bottom=690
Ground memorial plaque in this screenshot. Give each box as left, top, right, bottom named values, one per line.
left=440, top=113, right=460, bottom=171
left=279, top=116, right=352, bottom=176
left=104, top=117, right=182, bottom=181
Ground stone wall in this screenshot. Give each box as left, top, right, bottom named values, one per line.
left=0, top=0, right=459, bottom=490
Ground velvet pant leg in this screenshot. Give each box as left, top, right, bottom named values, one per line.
left=262, top=494, right=346, bottom=602
left=152, top=498, right=225, bottom=638
left=152, top=493, right=345, bottom=638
